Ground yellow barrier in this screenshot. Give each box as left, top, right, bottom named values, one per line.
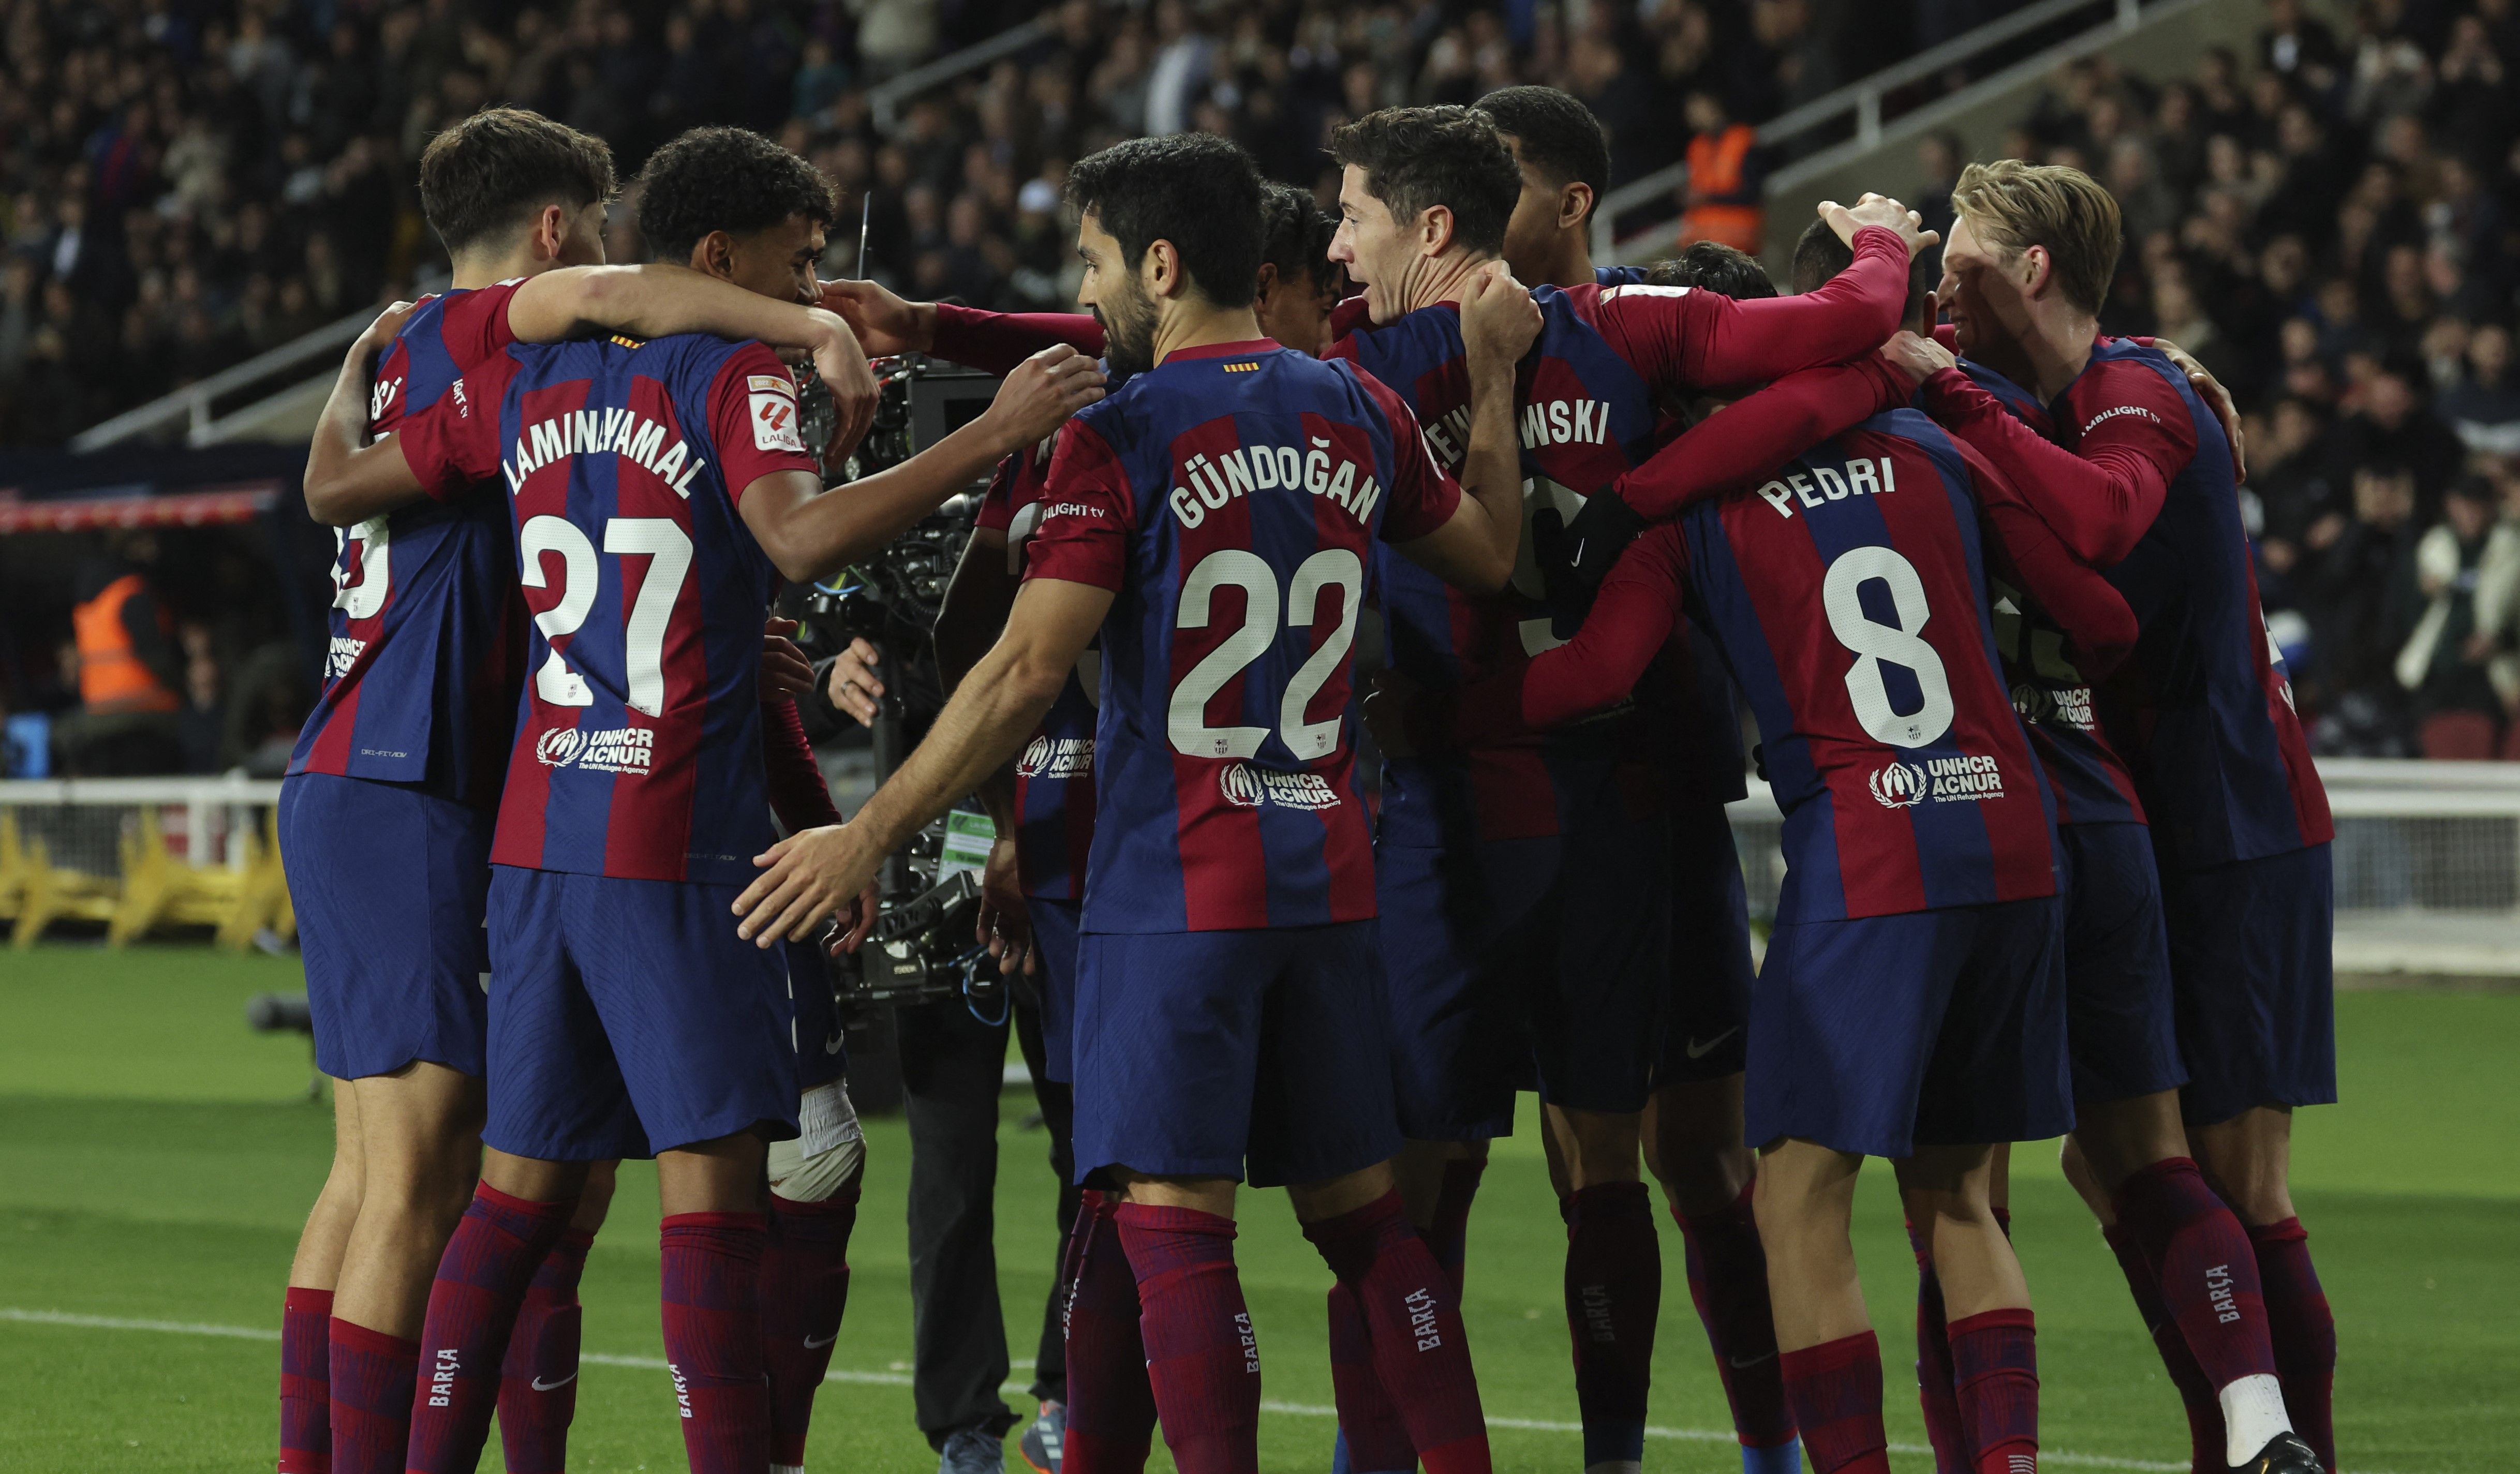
left=3, top=804, right=293, bottom=949
left=4, top=811, right=121, bottom=948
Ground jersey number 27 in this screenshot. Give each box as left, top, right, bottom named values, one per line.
left=520, top=514, right=694, bottom=718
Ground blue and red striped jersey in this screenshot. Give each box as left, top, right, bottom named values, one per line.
left=1951, top=358, right=2146, bottom=827
left=1677, top=408, right=2059, bottom=921
left=977, top=437, right=1099, bottom=900
left=1930, top=341, right=2333, bottom=867
left=1327, top=281, right=1752, bottom=846
left=1021, top=339, right=1461, bottom=933
left=394, top=330, right=824, bottom=883
left=287, top=282, right=528, bottom=806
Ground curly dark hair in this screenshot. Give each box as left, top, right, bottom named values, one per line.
left=1257, top=182, right=1340, bottom=297
left=417, top=108, right=616, bottom=256
left=1647, top=241, right=1778, bottom=300
left=1329, top=106, right=1521, bottom=258
left=1476, top=86, right=1611, bottom=227
left=1064, top=133, right=1264, bottom=309
left=635, top=126, right=838, bottom=265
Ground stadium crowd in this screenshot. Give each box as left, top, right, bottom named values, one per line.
left=0, top=0, right=2008, bottom=450
left=1988, top=0, right=2520, bottom=754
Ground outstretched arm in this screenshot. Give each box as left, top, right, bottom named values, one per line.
left=731, top=576, right=1114, bottom=944
left=741, top=346, right=1105, bottom=584
left=1962, top=443, right=2140, bottom=677
left=822, top=278, right=1105, bottom=374
left=1413, top=527, right=1691, bottom=750
left=1601, top=198, right=1931, bottom=393
left=1614, top=357, right=1911, bottom=521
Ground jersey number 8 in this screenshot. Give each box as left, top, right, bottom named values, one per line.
left=1822, top=545, right=1955, bottom=749
left=1169, top=548, right=1363, bottom=761
left=520, top=514, right=695, bottom=718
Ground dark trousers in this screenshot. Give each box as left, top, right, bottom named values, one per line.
left=896, top=992, right=1079, bottom=1448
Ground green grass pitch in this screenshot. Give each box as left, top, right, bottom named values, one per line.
left=2, top=946, right=2513, bottom=1473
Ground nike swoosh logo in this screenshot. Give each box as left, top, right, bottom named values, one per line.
left=1726, top=1350, right=1775, bottom=1368
left=530, top=1373, right=578, bottom=1391
left=824, top=1030, right=846, bottom=1055
left=804, top=1332, right=838, bottom=1349
left=1685, top=1026, right=1742, bottom=1060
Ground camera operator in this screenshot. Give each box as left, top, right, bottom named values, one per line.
left=815, top=452, right=1083, bottom=1473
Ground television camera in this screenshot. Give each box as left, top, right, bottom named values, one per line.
left=791, top=354, right=1013, bottom=1022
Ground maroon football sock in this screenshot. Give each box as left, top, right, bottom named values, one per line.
left=1328, top=1280, right=1417, bottom=1472
left=1561, top=1183, right=1658, bottom=1467
left=2115, top=1161, right=2280, bottom=1397
left=405, top=1183, right=574, bottom=1474
left=1673, top=1185, right=1795, bottom=1450
left=660, top=1211, right=772, bottom=1474
left=1905, top=1219, right=1968, bottom=1473
left=2248, top=1218, right=2335, bottom=1471
left=1116, top=1203, right=1260, bottom=1474
left=1425, top=1158, right=1485, bottom=1298
left=1065, top=1194, right=1158, bottom=1474
left=1778, top=1331, right=1892, bottom=1474
left=279, top=1286, right=333, bottom=1473
left=1948, top=1308, right=2039, bottom=1474
left=328, top=1318, right=418, bottom=1474
left=1302, top=1191, right=1491, bottom=1474
left=495, top=1226, right=594, bottom=1474
left=760, top=1187, right=861, bottom=1468
left=2099, top=1223, right=2225, bottom=1472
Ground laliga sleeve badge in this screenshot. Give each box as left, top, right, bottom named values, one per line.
left=750, top=375, right=806, bottom=454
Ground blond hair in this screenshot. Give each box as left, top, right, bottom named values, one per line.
left=1949, top=159, right=2122, bottom=316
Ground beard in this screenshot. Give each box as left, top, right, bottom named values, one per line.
left=1093, top=280, right=1159, bottom=379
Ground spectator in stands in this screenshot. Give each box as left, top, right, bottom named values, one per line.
left=5, top=0, right=2020, bottom=449
left=54, top=532, right=186, bottom=777
left=1916, top=130, right=1966, bottom=245
left=2331, top=359, right=2471, bottom=510
left=2397, top=475, right=2514, bottom=756
left=2302, top=462, right=2423, bottom=752
left=2441, top=321, right=2520, bottom=455
left=1676, top=90, right=1765, bottom=252
left=176, top=621, right=226, bottom=776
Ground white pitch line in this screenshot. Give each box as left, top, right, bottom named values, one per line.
left=0, top=1306, right=2275, bottom=1472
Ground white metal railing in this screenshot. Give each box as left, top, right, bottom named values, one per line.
left=68, top=271, right=448, bottom=453
left=1594, top=0, right=2165, bottom=261
left=0, top=776, right=284, bottom=874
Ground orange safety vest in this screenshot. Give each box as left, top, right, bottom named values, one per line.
left=1680, top=124, right=1765, bottom=254
left=74, top=573, right=181, bottom=713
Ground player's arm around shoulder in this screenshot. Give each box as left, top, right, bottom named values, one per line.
left=302, top=302, right=504, bottom=526
left=509, top=266, right=880, bottom=452
left=1386, top=263, right=1540, bottom=593
left=304, top=301, right=461, bottom=526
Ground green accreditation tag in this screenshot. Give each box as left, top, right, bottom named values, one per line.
left=938, top=809, right=997, bottom=885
